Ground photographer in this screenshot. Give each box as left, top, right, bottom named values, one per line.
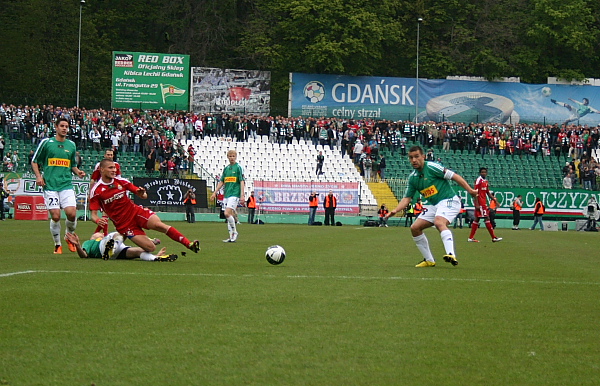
left=183, top=189, right=196, bottom=223
left=0, top=182, right=10, bottom=221
left=308, top=191, right=318, bottom=225
left=584, top=196, right=599, bottom=231
left=378, top=204, right=389, bottom=227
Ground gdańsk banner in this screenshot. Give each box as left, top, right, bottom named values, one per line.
left=112, top=51, right=190, bottom=110
left=253, top=180, right=360, bottom=214
left=289, top=72, right=600, bottom=125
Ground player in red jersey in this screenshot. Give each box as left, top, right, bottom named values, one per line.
left=468, top=167, right=502, bottom=243
left=90, top=149, right=122, bottom=235
left=89, top=159, right=200, bottom=253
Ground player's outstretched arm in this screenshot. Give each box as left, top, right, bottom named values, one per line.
left=387, top=197, right=411, bottom=219
left=135, top=187, right=148, bottom=199
left=210, top=181, right=225, bottom=200
left=65, top=232, right=88, bottom=259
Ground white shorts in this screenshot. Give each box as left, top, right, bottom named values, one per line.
left=222, top=196, right=240, bottom=210
left=44, top=189, right=77, bottom=210
left=99, top=232, right=127, bottom=260
left=418, top=196, right=461, bottom=224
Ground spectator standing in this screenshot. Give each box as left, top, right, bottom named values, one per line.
left=353, top=140, right=363, bottom=164
left=379, top=155, right=386, bottom=180
left=363, top=155, right=373, bottom=180
left=530, top=197, right=545, bottom=231
left=563, top=172, right=573, bottom=189
left=323, top=190, right=337, bottom=226
left=316, top=151, right=324, bottom=175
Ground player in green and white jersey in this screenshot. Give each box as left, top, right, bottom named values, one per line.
left=210, top=149, right=246, bottom=242
left=387, top=146, right=479, bottom=267
left=65, top=232, right=177, bottom=261
left=31, top=117, right=86, bottom=254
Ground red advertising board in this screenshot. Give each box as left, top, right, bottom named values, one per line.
left=14, top=196, right=47, bottom=220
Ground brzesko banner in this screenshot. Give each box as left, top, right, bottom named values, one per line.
left=112, top=51, right=190, bottom=110
left=253, top=180, right=360, bottom=214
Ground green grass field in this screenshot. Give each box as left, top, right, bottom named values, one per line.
left=1, top=220, right=599, bottom=386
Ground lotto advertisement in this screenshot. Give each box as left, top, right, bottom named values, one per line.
left=112, top=51, right=190, bottom=110
left=289, top=72, right=600, bottom=125
left=253, top=181, right=360, bottom=214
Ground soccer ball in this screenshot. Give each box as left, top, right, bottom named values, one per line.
left=542, top=87, right=552, bottom=97
left=265, top=245, right=286, bottom=265
left=304, top=81, right=325, bottom=103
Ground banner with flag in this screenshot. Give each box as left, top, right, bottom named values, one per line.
left=161, top=84, right=186, bottom=103
left=112, top=51, right=190, bottom=110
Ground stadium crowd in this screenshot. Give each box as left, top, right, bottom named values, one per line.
left=1, top=102, right=600, bottom=189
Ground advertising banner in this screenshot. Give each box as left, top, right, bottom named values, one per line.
left=133, top=178, right=208, bottom=208
left=253, top=180, right=360, bottom=213
left=190, top=67, right=270, bottom=115
left=452, top=187, right=596, bottom=217
left=290, top=72, right=600, bottom=125
left=112, top=51, right=190, bottom=110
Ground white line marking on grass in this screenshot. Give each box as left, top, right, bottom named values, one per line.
left=0, top=270, right=38, bottom=277
left=2, top=270, right=600, bottom=286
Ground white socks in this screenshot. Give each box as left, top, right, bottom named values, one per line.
left=65, top=218, right=77, bottom=234
left=413, top=234, right=435, bottom=262
left=140, top=252, right=156, bottom=261
left=50, top=220, right=61, bottom=246
left=440, top=229, right=455, bottom=256
left=226, top=216, right=236, bottom=235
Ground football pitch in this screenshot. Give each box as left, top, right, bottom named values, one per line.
left=1, top=220, right=599, bottom=386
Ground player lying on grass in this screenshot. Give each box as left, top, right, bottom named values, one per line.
left=89, top=159, right=200, bottom=253
left=65, top=232, right=178, bottom=261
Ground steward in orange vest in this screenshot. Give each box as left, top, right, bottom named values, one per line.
left=414, top=198, right=424, bottom=217
left=246, top=191, right=257, bottom=224
left=323, top=190, right=337, bottom=226
left=531, top=197, right=545, bottom=231
left=308, top=191, right=319, bottom=225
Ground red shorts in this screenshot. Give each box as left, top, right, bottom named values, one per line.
left=114, top=206, right=155, bottom=238
left=474, top=206, right=489, bottom=218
